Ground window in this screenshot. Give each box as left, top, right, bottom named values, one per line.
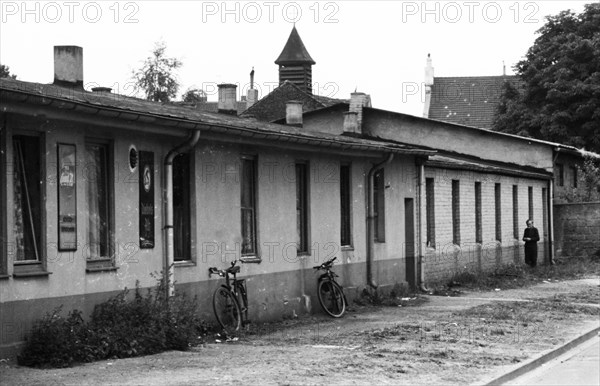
left=425, top=178, right=435, bottom=248
left=13, top=135, right=43, bottom=265
left=85, top=141, right=113, bottom=264
left=241, top=157, right=257, bottom=256
left=495, top=183, right=501, bottom=242
left=513, top=185, right=519, bottom=239
left=571, top=166, right=578, bottom=188
left=475, top=182, right=482, bottom=243
left=340, top=164, right=352, bottom=247
left=373, top=170, right=385, bottom=242
left=556, top=163, right=564, bottom=186
left=173, top=153, right=191, bottom=261
left=295, top=163, right=310, bottom=254
left=542, top=188, right=548, bottom=240
left=528, top=186, right=533, bottom=222
left=0, top=127, right=6, bottom=275
left=452, top=180, right=460, bottom=245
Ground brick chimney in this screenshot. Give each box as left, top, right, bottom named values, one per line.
left=343, top=111, right=359, bottom=134
left=285, top=101, right=303, bottom=127
left=349, top=92, right=371, bottom=131
left=423, top=53, right=434, bottom=118
left=54, top=46, right=83, bottom=88
left=246, top=67, right=258, bottom=109
left=218, top=83, right=238, bottom=115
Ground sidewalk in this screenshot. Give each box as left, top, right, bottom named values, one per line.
left=1, top=277, right=598, bottom=385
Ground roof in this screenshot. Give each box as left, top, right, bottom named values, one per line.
left=426, top=155, right=552, bottom=180
left=275, top=26, right=316, bottom=65
left=0, top=77, right=430, bottom=156
left=239, top=81, right=347, bottom=122
left=428, top=75, right=523, bottom=129
left=170, top=100, right=248, bottom=115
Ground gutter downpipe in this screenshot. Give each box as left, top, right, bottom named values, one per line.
left=417, top=159, right=430, bottom=292
left=549, top=147, right=559, bottom=265
left=164, top=130, right=201, bottom=297
left=366, top=153, right=394, bottom=290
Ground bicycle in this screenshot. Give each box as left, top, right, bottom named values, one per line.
left=208, top=260, right=249, bottom=334
left=313, top=256, right=347, bottom=318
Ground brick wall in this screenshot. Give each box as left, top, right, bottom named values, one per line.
left=421, top=167, right=550, bottom=282
left=554, top=202, right=600, bottom=259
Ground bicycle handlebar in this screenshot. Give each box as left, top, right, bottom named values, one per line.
left=313, top=256, right=337, bottom=270
left=208, top=260, right=240, bottom=277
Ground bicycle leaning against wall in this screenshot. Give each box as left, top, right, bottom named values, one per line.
left=208, top=260, right=249, bottom=334
left=313, top=256, right=347, bottom=317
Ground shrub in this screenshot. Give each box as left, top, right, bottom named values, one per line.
left=18, top=273, right=207, bottom=368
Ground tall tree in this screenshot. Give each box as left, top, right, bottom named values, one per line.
left=132, top=41, right=182, bottom=102
left=0, top=64, right=17, bottom=79
left=493, top=3, right=600, bottom=153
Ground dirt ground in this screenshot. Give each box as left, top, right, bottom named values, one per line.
left=1, top=277, right=599, bottom=386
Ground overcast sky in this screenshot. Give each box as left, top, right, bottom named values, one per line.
left=0, top=0, right=591, bottom=117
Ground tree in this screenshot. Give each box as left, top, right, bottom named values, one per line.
left=493, top=3, right=600, bottom=153
left=0, top=64, right=17, bottom=79
left=132, top=41, right=182, bottom=102
left=181, top=88, right=207, bottom=103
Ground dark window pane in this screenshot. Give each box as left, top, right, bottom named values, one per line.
left=340, top=164, right=351, bottom=247
left=426, top=178, right=435, bottom=247
left=173, top=153, right=191, bottom=261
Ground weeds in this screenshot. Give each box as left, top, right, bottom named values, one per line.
left=18, top=272, right=208, bottom=368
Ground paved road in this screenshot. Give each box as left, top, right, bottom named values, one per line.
left=508, top=334, right=600, bottom=386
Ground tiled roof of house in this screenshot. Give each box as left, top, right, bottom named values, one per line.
left=170, top=100, right=248, bottom=115
left=275, top=26, right=316, bottom=65
left=0, top=78, right=429, bottom=156
left=239, top=81, right=347, bottom=122
left=428, top=75, right=523, bottom=129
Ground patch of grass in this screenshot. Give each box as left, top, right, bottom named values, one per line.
left=354, top=284, right=429, bottom=307
left=430, top=255, right=600, bottom=293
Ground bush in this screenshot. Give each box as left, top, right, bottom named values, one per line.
left=18, top=273, right=207, bottom=368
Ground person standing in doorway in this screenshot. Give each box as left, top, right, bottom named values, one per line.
left=522, top=219, right=540, bottom=267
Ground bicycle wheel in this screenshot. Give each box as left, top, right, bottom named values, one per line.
left=317, top=280, right=346, bottom=318
left=212, top=286, right=242, bottom=333
left=234, top=281, right=249, bottom=326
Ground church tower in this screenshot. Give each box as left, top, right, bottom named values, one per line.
left=275, top=26, right=316, bottom=93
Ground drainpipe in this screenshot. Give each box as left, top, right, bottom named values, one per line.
left=366, top=153, right=394, bottom=289
left=548, top=179, right=555, bottom=265
left=164, top=130, right=201, bottom=297
left=417, top=160, right=430, bottom=292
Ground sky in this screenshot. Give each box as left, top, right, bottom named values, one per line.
left=0, top=0, right=592, bottom=117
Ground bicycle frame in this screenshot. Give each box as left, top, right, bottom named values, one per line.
left=209, top=260, right=249, bottom=327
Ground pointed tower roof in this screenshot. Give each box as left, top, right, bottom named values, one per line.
left=275, top=26, right=316, bottom=65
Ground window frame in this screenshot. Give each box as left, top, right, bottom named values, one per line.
left=340, top=163, right=352, bottom=248
left=570, top=166, right=578, bottom=188
left=452, top=180, right=460, bottom=245
left=240, top=155, right=258, bottom=259
left=172, top=152, right=192, bottom=262
left=11, top=131, right=48, bottom=276
left=556, top=163, right=564, bottom=187
left=425, top=178, right=435, bottom=248
left=495, top=183, right=502, bottom=242
left=373, top=169, right=386, bottom=243
left=513, top=185, right=519, bottom=239
left=475, top=181, right=482, bottom=244
left=295, top=162, right=310, bottom=255
left=84, top=139, right=115, bottom=271
left=528, top=186, right=534, bottom=222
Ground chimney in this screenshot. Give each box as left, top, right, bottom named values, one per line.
left=349, top=92, right=371, bottom=130
left=423, top=53, right=434, bottom=118
left=246, top=67, right=258, bottom=109
left=285, top=101, right=303, bottom=127
left=343, top=111, right=359, bottom=134
left=218, top=83, right=238, bottom=115
left=54, top=46, right=83, bottom=88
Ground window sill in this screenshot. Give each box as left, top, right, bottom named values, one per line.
left=341, top=246, right=354, bottom=252
left=86, top=266, right=119, bottom=273
left=240, top=256, right=261, bottom=264
left=0, top=274, right=11, bottom=280
left=174, top=261, right=196, bottom=268
left=13, top=271, right=52, bottom=278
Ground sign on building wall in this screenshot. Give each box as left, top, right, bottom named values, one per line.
left=58, top=143, right=77, bottom=250
left=139, top=151, right=155, bottom=249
